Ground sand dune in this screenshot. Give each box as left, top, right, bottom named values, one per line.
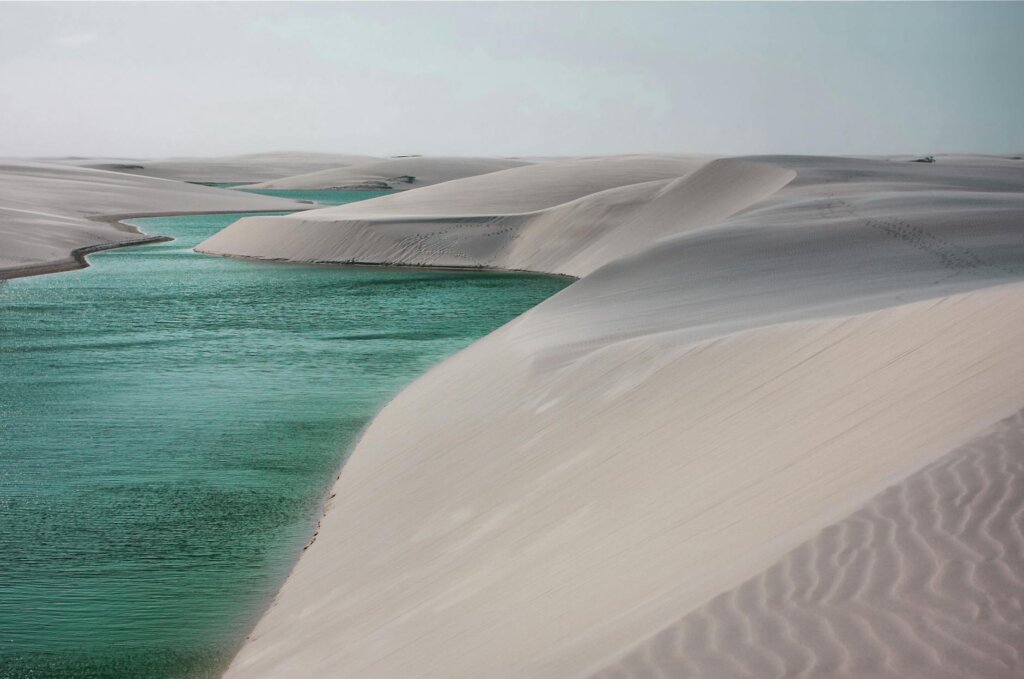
left=240, top=156, right=531, bottom=191
left=199, top=157, right=791, bottom=276
left=253, top=154, right=709, bottom=216
left=209, top=154, right=1024, bottom=677
left=592, top=408, right=1024, bottom=679
left=0, top=160, right=307, bottom=278
left=198, top=153, right=1023, bottom=282
left=47, top=151, right=379, bottom=184
left=197, top=154, right=715, bottom=269
left=227, top=284, right=1024, bottom=679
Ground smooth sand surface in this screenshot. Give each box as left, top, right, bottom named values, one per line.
left=207, top=154, right=708, bottom=221
left=240, top=156, right=532, bottom=191
left=203, top=152, right=1024, bottom=678
left=0, top=160, right=308, bottom=278
left=47, top=151, right=379, bottom=184
left=197, top=154, right=722, bottom=273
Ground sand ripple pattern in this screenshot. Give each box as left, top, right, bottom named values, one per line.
left=592, top=410, right=1024, bottom=679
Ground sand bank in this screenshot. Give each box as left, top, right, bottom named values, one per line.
left=0, top=160, right=308, bottom=279
left=202, top=152, right=1024, bottom=677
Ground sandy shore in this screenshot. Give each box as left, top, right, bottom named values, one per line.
left=0, top=230, right=171, bottom=281
left=0, top=160, right=311, bottom=279
left=198, top=153, right=1024, bottom=678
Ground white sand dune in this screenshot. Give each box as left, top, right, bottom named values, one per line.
left=226, top=285, right=1024, bottom=679
left=0, top=160, right=308, bottom=278
left=47, top=151, right=379, bottom=184
left=212, top=153, right=707, bottom=218
left=197, top=154, right=721, bottom=273
left=240, top=156, right=531, bottom=191
left=208, top=153, right=1024, bottom=677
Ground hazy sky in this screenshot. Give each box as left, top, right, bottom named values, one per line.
left=1, top=2, right=1021, bottom=158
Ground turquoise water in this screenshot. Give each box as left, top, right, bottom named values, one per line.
left=239, top=187, right=392, bottom=204
left=206, top=184, right=394, bottom=204
left=0, top=192, right=569, bottom=678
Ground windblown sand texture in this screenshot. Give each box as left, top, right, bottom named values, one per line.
left=240, top=156, right=532, bottom=191
left=592, top=409, right=1024, bottom=679
left=204, top=152, right=1024, bottom=678
left=0, top=160, right=306, bottom=278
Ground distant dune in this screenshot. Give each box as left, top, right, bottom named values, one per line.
left=0, top=160, right=307, bottom=278
left=240, top=156, right=532, bottom=191
left=199, top=153, right=1024, bottom=678
left=197, top=154, right=725, bottom=272
left=46, top=151, right=379, bottom=184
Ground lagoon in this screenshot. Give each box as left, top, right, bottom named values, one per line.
left=0, top=192, right=569, bottom=678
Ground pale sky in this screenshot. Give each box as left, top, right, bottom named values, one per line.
left=1, top=1, right=1021, bottom=158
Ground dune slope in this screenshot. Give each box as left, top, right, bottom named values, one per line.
left=228, top=284, right=1024, bottom=679
left=212, top=154, right=1024, bottom=677
left=200, top=157, right=792, bottom=277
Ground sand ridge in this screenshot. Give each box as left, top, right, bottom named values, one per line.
left=196, top=155, right=745, bottom=274
left=205, top=153, right=1024, bottom=677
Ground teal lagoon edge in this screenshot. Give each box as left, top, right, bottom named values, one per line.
left=0, top=191, right=570, bottom=678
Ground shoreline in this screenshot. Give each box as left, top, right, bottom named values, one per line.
left=0, top=201, right=567, bottom=679
left=0, top=208, right=313, bottom=282
left=2, top=198, right=567, bottom=674
left=229, top=278, right=1024, bottom=679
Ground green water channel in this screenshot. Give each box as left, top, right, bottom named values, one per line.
left=0, top=191, right=570, bottom=678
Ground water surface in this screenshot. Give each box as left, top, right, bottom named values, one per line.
left=0, top=192, right=569, bottom=678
